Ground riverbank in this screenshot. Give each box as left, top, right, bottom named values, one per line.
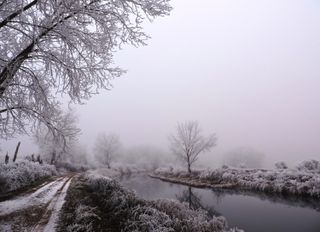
left=152, top=162, right=320, bottom=199
left=149, top=173, right=237, bottom=189
left=57, top=173, right=243, bottom=232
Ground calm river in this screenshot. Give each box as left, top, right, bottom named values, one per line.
left=118, top=174, right=320, bottom=232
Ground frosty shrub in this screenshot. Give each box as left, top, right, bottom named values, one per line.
left=275, top=162, right=288, bottom=170
left=55, top=161, right=90, bottom=173
left=296, top=160, right=320, bottom=173
left=0, top=160, right=57, bottom=193
left=156, top=161, right=320, bottom=198
left=153, top=199, right=229, bottom=232
left=66, top=204, right=101, bottom=232
left=123, top=205, right=174, bottom=232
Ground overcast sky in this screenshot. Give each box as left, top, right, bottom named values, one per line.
left=3, top=0, right=320, bottom=167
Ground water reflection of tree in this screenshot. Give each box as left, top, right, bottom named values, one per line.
left=176, top=187, right=221, bottom=217
left=210, top=189, right=227, bottom=205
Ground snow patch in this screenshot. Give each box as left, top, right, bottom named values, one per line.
left=0, top=177, right=69, bottom=216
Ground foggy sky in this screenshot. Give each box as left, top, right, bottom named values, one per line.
left=3, top=0, right=320, bottom=167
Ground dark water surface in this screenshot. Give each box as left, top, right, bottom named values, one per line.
left=118, top=174, right=320, bottom=232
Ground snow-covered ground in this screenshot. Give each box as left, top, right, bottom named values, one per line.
left=0, top=160, right=57, bottom=194
left=0, top=176, right=73, bottom=232
left=154, top=160, right=320, bottom=198
left=38, top=178, right=73, bottom=232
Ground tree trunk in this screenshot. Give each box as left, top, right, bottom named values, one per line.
left=187, top=163, right=191, bottom=173
left=5, top=152, right=9, bottom=164
left=12, top=141, right=21, bottom=162
left=51, top=151, right=56, bottom=165
left=37, top=154, right=42, bottom=164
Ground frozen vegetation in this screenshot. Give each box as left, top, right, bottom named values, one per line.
left=58, top=173, right=243, bottom=232
left=154, top=160, right=320, bottom=198
left=0, top=160, right=57, bottom=194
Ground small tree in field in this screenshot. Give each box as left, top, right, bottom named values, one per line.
left=94, top=133, right=121, bottom=168
left=169, top=121, right=217, bottom=173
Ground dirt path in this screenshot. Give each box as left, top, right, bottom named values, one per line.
left=0, top=175, right=74, bottom=232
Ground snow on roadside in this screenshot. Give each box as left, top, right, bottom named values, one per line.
left=0, top=177, right=68, bottom=216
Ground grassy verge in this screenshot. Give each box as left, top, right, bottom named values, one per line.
left=57, top=174, right=242, bottom=232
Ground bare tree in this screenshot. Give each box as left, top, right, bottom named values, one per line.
left=35, top=109, right=80, bottom=164
left=0, top=0, right=171, bottom=139
left=94, top=133, right=121, bottom=168
left=169, top=121, right=217, bottom=173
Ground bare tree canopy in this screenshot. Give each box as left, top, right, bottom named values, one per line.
left=0, top=0, right=171, bottom=138
left=34, top=109, right=80, bottom=164
left=169, top=121, right=217, bottom=173
left=94, top=133, right=121, bottom=168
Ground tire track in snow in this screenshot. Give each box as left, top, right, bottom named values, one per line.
left=0, top=175, right=74, bottom=232
left=0, top=177, right=67, bottom=216
left=33, top=176, right=73, bottom=232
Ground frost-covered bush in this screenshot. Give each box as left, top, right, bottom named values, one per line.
left=296, top=160, right=320, bottom=173
left=275, top=162, right=288, bottom=170
left=55, top=161, right=90, bottom=172
left=123, top=205, right=174, bottom=232
left=153, top=199, right=231, bottom=232
left=0, top=160, right=57, bottom=193
left=111, top=162, right=142, bottom=175
left=156, top=161, right=320, bottom=198
left=154, top=166, right=202, bottom=178
left=66, top=205, right=101, bottom=232
left=85, top=174, right=241, bottom=232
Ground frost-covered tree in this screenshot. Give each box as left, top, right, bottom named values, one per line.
left=169, top=121, right=217, bottom=173
left=94, top=133, right=121, bottom=168
left=67, top=142, right=91, bottom=165
left=0, top=0, right=171, bottom=138
left=35, top=109, right=80, bottom=164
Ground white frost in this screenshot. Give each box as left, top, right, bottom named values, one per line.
left=0, top=177, right=69, bottom=216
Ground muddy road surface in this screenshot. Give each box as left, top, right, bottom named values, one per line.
left=0, top=175, right=73, bottom=232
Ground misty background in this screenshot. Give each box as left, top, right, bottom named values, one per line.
left=2, top=0, right=320, bottom=168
